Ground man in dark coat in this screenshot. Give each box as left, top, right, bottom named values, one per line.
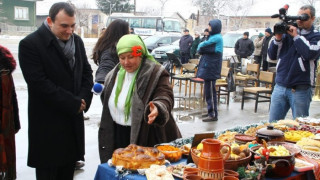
left=234, top=32, right=254, bottom=61
left=18, top=2, right=93, bottom=179
left=179, top=29, right=193, bottom=64
left=260, top=28, right=274, bottom=71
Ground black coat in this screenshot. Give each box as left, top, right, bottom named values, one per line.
left=234, top=38, right=254, bottom=58
left=18, top=24, right=93, bottom=168
left=95, top=48, right=118, bottom=84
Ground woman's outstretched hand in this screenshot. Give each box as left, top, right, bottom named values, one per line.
left=148, top=101, right=158, bottom=124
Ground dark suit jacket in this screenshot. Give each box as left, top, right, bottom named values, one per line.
left=18, top=24, right=93, bottom=168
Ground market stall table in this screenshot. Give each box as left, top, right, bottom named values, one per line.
left=94, top=157, right=315, bottom=180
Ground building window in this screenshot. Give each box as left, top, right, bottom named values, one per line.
left=14, top=6, right=29, bottom=20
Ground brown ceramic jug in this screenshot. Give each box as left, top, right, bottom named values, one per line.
left=198, top=139, right=231, bottom=180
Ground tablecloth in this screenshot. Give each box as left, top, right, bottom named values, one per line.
left=94, top=157, right=314, bottom=180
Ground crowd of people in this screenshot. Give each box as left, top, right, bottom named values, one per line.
left=0, top=2, right=319, bottom=180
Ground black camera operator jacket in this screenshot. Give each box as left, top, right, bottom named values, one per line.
left=268, top=25, right=320, bottom=88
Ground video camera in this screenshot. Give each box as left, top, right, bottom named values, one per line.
left=271, top=4, right=309, bottom=34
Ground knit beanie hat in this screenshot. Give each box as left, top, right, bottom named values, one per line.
left=258, top=32, right=264, bottom=38
left=116, top=34, right=156, bottom=62
left=244, top=32, right=249, bottom=37
left=265, top=28, right=272, bottom=35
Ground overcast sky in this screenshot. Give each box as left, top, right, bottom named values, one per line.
left=37, top=0, right=320, bottom=18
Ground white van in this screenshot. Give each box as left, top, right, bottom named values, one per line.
left=222, top=28, right=264, bottom=60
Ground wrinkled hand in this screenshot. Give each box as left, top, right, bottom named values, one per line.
left=78, top=99, right=86, bottom=113
left=148, top=102, right=158, bottom=124
left=287, top=25, right=298, bottom=37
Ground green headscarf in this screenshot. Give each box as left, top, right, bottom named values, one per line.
left=115, top=34, right=157, bottom=123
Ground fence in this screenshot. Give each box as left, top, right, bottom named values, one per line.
left=0, top=22, right=37, bottom=35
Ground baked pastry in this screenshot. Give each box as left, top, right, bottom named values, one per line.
left=112, top=144, right=165, bottom=170
left=145, top=165, right=174, bottom=180
left=297, top=138, right=320, bottom=152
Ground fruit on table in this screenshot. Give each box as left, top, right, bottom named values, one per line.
left=197, top=143, right=203, bottom=151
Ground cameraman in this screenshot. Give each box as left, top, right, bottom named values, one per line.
left=268, top=5, right=320, bottom=122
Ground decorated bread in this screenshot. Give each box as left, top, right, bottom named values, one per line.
left=112, top=144, right=166, bottom=170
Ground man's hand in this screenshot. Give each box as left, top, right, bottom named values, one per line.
left=78, top=99, right=86, bottom=113
left=287, top=25, right=298, bottom=37
left=148, top=102, right=158, bottom=124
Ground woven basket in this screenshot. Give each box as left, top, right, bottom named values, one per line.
left=191, top=147, right=251, bottom=171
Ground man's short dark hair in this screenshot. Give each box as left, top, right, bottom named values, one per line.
left=49, top=2, right=75, bottom=22
left=300, top=5, right=315, bottom=18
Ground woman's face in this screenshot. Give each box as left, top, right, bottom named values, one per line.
left=119, top=52, right=142, bottom=73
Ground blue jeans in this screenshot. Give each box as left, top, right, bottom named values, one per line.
left=269, top=84, right=312, bottom=122
left=204, top=80, right=217, bottom=117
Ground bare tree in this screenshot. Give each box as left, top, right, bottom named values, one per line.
left=301, top=0, right=320, bottom=6
left=192, top=0, right=230, bottom=18
left=158, top=0, right=169, bottom=16
left=226, top=0, right=253, bottom=30
left=139, top=5, right=161, bottom=16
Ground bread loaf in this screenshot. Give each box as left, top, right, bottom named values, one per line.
left=112, top=144, right=166, bottom=170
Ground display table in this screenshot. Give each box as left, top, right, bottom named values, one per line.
left=94, top=157, right=315, bottom=180
left=94, top=159, right=185, bottom=180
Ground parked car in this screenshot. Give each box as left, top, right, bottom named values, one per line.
left=151, top=39, right=180, bottom=63
left=223, top=29, right=263, bottom=59
left=144, top=34, right=181, bottom=53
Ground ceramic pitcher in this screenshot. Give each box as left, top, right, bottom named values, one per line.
left=198, top=139, right=231, bottom=180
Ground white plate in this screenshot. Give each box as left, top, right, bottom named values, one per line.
left=294, top=159, right=314, bottom=172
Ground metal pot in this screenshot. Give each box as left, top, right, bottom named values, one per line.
left=256, top=125, right=284, bottom=144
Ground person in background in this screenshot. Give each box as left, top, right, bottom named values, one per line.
left=92, top=19, right=129, bottom=84
left=201, top=28, right=209, bottom=42
left=196, top=19, right=223, bottom=122
left=129, top=27, right=135, bottom=34
left=190, top=31, right=201, bottom=59
left=261, top=28, right=274, bottom=71
left=98, top=34, right=182, bottom=163
left=268, top=5, right=320, bottom=122
left=234, top=32, right=254, bottom=62
left=179, top=29, right=193, bottom=64
left=18, top=2, right=93, bottom=179
left=0, top=45, right=20, bottom=180
left=253, top=32, right=264, bottom=67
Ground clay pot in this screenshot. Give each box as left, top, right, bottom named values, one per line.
left=224, top=169, right=239, bottom=178
left=256, top=125, right=285, bottom=143
left=223, top=176, right=239, bottom=180
left=183, top=174, right=202, bottom=180
left=198, top=139, right=231, bottom=180
left=183, top=167, right=199, bottom=178
left=250, top=144, right=295, bottom=178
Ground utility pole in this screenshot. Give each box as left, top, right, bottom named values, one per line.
left=134, top=0, right=136, bottom=15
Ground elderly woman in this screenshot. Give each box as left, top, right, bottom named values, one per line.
left=98, top=34, right=182, bottom=163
